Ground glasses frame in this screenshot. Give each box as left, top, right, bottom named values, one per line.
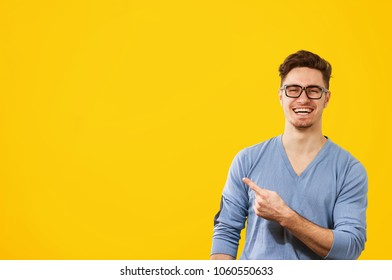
left=281, top=84, right=330, bottom=100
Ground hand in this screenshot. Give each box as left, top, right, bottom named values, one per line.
left=243, top=177, right=333, bottom=258
left=242, top=177, right=291, bottom=224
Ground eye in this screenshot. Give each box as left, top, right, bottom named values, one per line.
left=286, top=86, right=301, bottom=93
left=307, top=87, right=322, bottom=94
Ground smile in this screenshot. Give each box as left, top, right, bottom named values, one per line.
left=293, top=107, right=314, bottom=115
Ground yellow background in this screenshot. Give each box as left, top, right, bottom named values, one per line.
left=0, top=0, right=391, bottom=259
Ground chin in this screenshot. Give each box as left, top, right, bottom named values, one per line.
left=296, top=125, right=312, bottom=130
left=292, top=121, right=313, bottom=129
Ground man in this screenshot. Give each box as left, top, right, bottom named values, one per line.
left=210, top=50, right=367, bottom=260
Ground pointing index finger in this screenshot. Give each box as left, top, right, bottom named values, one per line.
left=242, top=177, right=263, bottom=195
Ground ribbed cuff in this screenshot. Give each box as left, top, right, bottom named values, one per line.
left=210, top=238, right=238, bottom=258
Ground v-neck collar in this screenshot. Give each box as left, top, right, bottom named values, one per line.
left=277, top=134, right=331, bottom=179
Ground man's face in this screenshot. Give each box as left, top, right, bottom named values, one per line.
left=279, top=67, right=330, bottom=130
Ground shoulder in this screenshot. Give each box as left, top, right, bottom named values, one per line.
left=235, top=136, right=280, bottom=162
left=326, top=139, right=367, bottom=187
left=327, top=140, right=365, bottom=170
left=228, top=136, right=281, bottom=174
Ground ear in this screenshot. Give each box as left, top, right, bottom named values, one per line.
left=278, top=88, right=283, bottom=106
left=324, top=91, right=331, bottom=108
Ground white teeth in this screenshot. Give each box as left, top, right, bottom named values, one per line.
left=293, top=108, right=313, bottom=113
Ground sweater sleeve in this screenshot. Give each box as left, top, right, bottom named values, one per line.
left=325, top=161, right=368, bottom=259
left=211, top=149, right=250, bottom=258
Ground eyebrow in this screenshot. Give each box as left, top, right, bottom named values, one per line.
left=284, top=84, right=324, bottom=88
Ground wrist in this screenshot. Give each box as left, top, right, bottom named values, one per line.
left=279, top=207, right=296, bottom=228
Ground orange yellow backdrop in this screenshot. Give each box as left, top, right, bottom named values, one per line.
left=0, top=0, right=391, bottom=259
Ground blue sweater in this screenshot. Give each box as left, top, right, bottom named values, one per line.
left=211, top=135, right=367, bottom=260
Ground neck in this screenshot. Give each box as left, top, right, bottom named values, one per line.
left=282, top=123, right=326, bottom=154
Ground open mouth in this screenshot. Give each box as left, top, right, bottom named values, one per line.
left=293, top=107, right=314, bottom=115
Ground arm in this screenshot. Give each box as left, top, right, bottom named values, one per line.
left=280, top=208, right=333, bottom=258
left=210, top=192, right=248, bottom=259
left=211, top=151, right=250, bottom=259
left=326, top=162, right=368, bottom=259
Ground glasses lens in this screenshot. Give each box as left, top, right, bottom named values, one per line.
left=306, top=86, right=323, bottom=99
left=285, top=85, right=302, bottom=97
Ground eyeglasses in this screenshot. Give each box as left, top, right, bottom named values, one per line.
left=281, top=84, right=329, bottom=100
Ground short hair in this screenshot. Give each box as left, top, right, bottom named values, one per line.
left=278, top=50, right=332, bottom=89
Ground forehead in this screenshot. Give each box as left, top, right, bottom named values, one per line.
left=283, top=67, right=325, bottom=86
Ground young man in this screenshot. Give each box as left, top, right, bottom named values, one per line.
left=211, top=50, right=367, bottom=260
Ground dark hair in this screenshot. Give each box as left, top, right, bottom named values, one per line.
left=278, top=50, right=332, bottom=89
